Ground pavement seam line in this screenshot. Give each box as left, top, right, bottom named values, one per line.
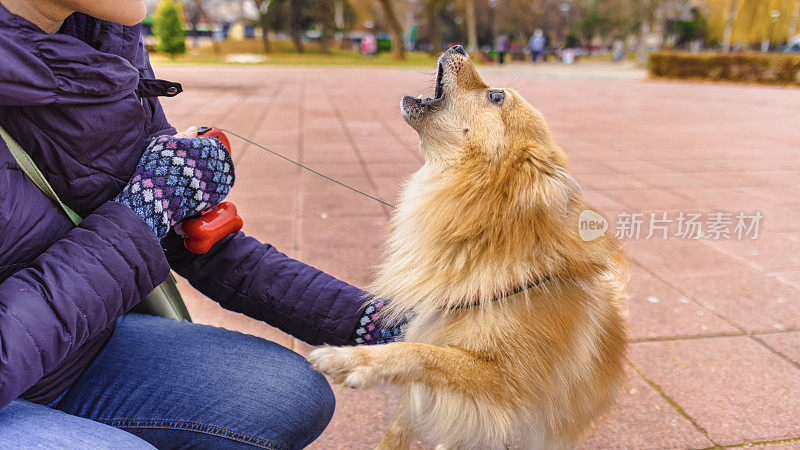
left=290, top=74, right=308, bottom=353
left=718, top=436, right=800, bottom=448
left=233, top=81, right=288, bottom=166
left=697, top=240, right=800, bottom=292
left=627, top=258, right=800, bottom=369
left=367, top=100, right=423, bottom=163
left=631, top=332, right=746, bottom=343
left=214, top=91, right=252, bottom=130
left=322, top=82, right=392, bottom=220
left=627, top=360, right=719, bottom=448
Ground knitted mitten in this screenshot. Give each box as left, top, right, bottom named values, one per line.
left=350, top=299, right=410, bottom=345
left=114, top=135, right=234, bottom=239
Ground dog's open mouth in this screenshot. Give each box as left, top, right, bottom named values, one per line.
left=401, top=62, right=445, bottom=119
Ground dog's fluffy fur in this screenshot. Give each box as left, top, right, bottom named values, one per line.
left=308, top=47, right=628, bottom=449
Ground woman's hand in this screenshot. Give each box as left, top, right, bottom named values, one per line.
left=113, top=133, right=234, bottom=239
left=173, top=126, right=198, bottom=139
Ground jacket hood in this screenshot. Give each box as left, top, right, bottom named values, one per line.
left=0, top=3, right=140, bottom=106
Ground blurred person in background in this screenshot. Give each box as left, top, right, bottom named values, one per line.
left=612, top=38, right=626, bottom=62
left=529, top=28, right=546, bottom=63
left=496, top=33, right=509, bottom=64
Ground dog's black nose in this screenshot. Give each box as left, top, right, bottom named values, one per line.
left=450, top=45, right=467, bottom=56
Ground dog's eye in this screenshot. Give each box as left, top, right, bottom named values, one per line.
left=488, top=90, right=505, bottom=105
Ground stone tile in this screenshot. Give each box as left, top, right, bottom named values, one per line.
left=769, top=271, right=800, bottom=290
left=299, top=246, right=382, bottom=288
left=302, top=190, right=387, bottom=218
left=707, top=234, right=800, bottom=272
left=600, top=160, right=672, bottom=174
left=602, top=188, right=693, bottom=210
left=365, top=161, right=421, bottom=178
left=629, top=172, right=710, bottom=189
left=241, top=218, right=296, bottom=255
left=665, top=187, right=763, bottom=210
left=758, top=331, right=800, bottom=366
left=231, top=191, right=296, bottom=219
left=568, top=160, right=615, bottom=175
left=579, top=367, right=713, bottom=450
left=670, top=266, right=800, bottom=332
left=581, top=190, right=627, bottom=217
left=303, top=144, right=361, bottom=164
left=307, top=386, right=401, bottom=449
left=299, top=216, right=388, bottom=250
left=622, top=239, right=749, bottom=279
left=735, top=187, right=800, bottom=207
left=575, top=173, right=649, bottom=191
left=757, top=206, right=800, bottom=233
left=631, top=336, right=800, bottom=446
left=626, top=267, right=739, bottom=340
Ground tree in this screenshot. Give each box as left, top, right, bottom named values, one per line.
left=290, top=0, right=304, bottom=52
left=722, top=0, right=739, bottom=51
left=573, top=6, right=610, bottom=46
left=254, top=0, right=272, bottom=52
left=635, top=0, right=659, bottom=66
left=377, top=0, right=406, bottom=59
left=315, top=0, right=335, bottom=53
left=153, top=0, right=186, bottom=58
left=185, top=0, right=205, bottom=48
left=465, top=0, right=478, bottom=53
left=426, top=0, right=445, bottom=53
left=791, top=0, right=800, bottom=38
left=670, top=7, right=708, bottom=47
left=708, top=0, right=796, bottom=49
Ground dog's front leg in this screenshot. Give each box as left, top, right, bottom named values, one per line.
left=308, top=342, right=504, bottom=392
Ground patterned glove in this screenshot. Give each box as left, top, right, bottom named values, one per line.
left=114, top=135, right=234, bottom=239
left=349, top=299, right=410, bottom=345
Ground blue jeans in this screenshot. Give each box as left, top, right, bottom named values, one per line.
left=0, top=314, right=335, bottom=449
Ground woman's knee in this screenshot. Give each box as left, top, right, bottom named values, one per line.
left=189, top=328, right=335, bottom=448
left=296, top=362, right=336, bottom=446
left=250, top=346, right=335, bottom=448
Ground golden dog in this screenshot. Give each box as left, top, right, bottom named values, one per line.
left=308, top=45, right=627, bottom=450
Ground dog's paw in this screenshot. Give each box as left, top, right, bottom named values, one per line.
left=308, top=346, right=379, bottom=389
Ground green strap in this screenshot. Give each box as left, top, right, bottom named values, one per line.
left=0, top=125, right=191, bottom=322
left=0, top=126, right=84, bottom=226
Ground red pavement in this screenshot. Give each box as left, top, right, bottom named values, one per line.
left=154, top=63, right=800, bottom=449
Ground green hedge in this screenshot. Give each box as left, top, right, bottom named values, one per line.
left=648, top=52, right=800, bottom=85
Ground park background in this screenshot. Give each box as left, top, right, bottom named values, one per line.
left=146, top=0, right=800, bottom=448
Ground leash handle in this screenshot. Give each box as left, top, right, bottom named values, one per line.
left=178, top=127, right=243, bottom=254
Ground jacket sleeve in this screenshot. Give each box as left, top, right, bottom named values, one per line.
left=0, top=202, right=170, bottom=408
left=164, top=233, right=367, bottom=345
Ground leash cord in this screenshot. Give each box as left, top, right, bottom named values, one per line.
left=219, top=128, right=396, bottom=209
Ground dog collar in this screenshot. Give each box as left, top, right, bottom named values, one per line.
left=452, top=275, right=552, bottom=310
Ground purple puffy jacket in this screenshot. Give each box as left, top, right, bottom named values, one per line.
left=0, top=5, right=367, bottom=407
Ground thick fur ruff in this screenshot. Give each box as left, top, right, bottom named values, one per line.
left=309, top=47, right=628, bottom=449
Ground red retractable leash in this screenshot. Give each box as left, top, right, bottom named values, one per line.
left=177, top=126, right=243, bottom=254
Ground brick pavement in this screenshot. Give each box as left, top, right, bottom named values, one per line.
left=153, top=62, right=800, bottom=449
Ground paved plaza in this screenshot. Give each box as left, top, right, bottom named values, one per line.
left=154, top=62, right=800, bottom=449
